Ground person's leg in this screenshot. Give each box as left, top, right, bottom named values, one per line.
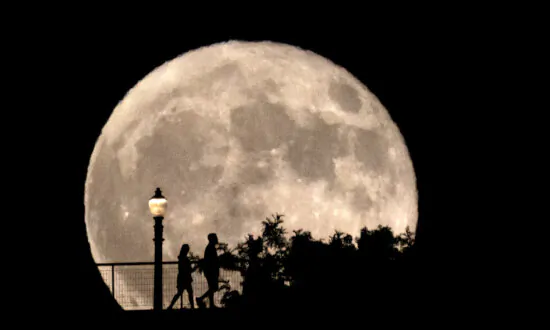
left=187, top=286, right=195, bottom=309
left=196, top=282, right=209, bottom=308
left=197, top=289, right=209, bottom=300
left=197, top=289, right=215, bottom=308
left=168, top=289, right=182, bottom=309
left=196, top=290, right=208, bottom=308
left=198, top=275, right=213, bottom=301
left=208, top=290, right=216, bottom=308
left=207, top=276, right=219, bottom=308
left=198, top=276, right=209, bottom=301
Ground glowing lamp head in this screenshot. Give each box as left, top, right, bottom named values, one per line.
left=148, top=187, right=167, bottom=217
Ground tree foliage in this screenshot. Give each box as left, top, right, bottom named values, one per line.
left=214, top=213, right=417, bottom=313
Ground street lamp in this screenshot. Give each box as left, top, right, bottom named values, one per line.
left=149, top=187, right=167, bottom=311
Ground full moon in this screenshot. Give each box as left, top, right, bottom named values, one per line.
left=85, top=40, right=417, bottom=274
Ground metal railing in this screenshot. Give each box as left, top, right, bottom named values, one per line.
left=97, top=262, right=243, bottom=310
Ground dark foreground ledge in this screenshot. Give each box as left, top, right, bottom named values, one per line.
left=123, top=308, right=243, bottom=320
left=107, top=304, right=407, bottom=323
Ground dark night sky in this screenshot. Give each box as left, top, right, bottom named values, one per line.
left=49, top=21, right=483, bottom=318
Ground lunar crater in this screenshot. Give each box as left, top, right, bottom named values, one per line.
left=328, top=80, right=362, bottom=113
left=230, top=101, right=296, bottom=153
left=284, top=114, right=348, bottom=185
left=352, top=128, right=391, bottom=174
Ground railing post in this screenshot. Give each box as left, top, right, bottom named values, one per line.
left=111, top=265, right=115, bottom=298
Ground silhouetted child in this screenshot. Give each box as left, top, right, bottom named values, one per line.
left=168, top=244, right=197, bottom=309
left=196, top=233, right=220, bottom=308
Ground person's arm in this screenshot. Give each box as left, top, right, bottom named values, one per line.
left=190, top=260, right=201, bottom=272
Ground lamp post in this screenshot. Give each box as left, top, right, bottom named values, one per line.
left=149, top=187, right=167, bottom=311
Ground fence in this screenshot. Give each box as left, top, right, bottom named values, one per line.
left=97, top=262, right=243, bottom=310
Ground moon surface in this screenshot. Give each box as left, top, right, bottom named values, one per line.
left=85, top=40, right=417, bottom=267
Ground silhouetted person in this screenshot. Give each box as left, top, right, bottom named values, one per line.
left=196, top=233, right=220, bottom=308
left=168, top=244, right=197, bottom=309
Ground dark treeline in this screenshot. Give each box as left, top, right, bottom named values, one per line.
left=192, top=213, right=419, bottom=318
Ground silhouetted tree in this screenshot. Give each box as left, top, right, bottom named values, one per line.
left=397, top=226, right=415, bottom=254
left=357, top=225, right=398, bottom=261
left=261, top=213, right=287, bottom=251
left=215, top=213, right=416, bottom=315
left=217, top=241, right=241, bottom=271
left=329, top=230, right=345, bottom=250
left=285, top=229, right=314, bottom=287
left=259, top=214, right=288, bottom=286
